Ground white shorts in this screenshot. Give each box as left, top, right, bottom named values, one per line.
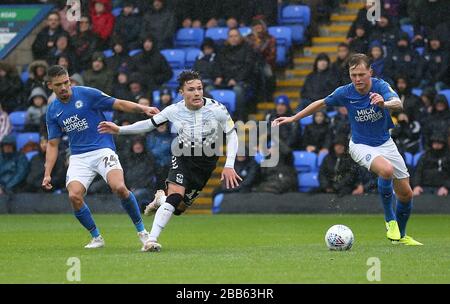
left=66, top=148, right=123, bottom=190
left=349, top=138, right=409, bottom=179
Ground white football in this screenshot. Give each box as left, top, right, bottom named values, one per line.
left=325, top=224, right=354, bottom=251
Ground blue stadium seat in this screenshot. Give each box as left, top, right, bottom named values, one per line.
left=174, top=28, right=204, bottom=48
left=16, top=132, right=40, bottom=151
left=438, top=89, right=450, bottom=107
left=293, top=150, right=318, bottom=173
left=298, top=172, right=319, bottom=192
left=239, top=27, right=252, bottom=37
left=209, top=89, right=236, bottom=113
left=212, top=193, right=224, bottom=214
left=300, top=115, right=313, bottom=127
left=400, top=24, right=414, bottom=40
left=161, top=49, right=186, bottom=69
left=166, top=69, right=184, bottom=89
left=103, top=49, right=114, bottom=58
left=411, top=88, right=422, bottom=97
left=128, top=49, right=142, bottom=57
left=404, top=152, right=413, bottom=167
left=9, top=111, right=27, bottom=132
left=268, top=26, right=292, bottom=48
left=185, top=48, right=201, bottom=68
left=287, top=24, right=305, bottom=45
left=327, top=111, right=337, bottom=118
left=413, top=151, right=423, bottom=167
left=25, top=150, right=39, bottom=161
left=275, top=45, right=288, bottom=67
left=415, top=47, right=424, bottom=55
left=317, top=151, right=328, bottom=168
left=280, top=5, right=311, bottom=26
left=112, top=7, right=122, bottom=17
left=20, top=70, right=29, bottom=83
left=205, top=27, right=228, bottom=44
left=103, top=111, right=113, bottom=122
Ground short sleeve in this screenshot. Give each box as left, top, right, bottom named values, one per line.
left=215, top=103, right=235, bottom=134
left=84, top=87, right=116, bottom=111
left=378, top=79, right=399, bottom=101
left=46, top=109, right=63, bottom=140
left=324, top=86, right=346, bottom=107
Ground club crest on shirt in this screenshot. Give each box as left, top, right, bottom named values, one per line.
left=365, top=154, right=372, bottom=162
left=75, top=100, right=83, bottom=109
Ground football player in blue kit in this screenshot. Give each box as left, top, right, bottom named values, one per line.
left=273, top=54, right=422, bottom=245
left=42, top=65, right=160, bottom=250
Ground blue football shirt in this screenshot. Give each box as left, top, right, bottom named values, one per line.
left=46, top=86, right=116, bottom=154
left=324, top=78, right=398, bottom=147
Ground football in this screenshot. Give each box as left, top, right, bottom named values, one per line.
left=325, top=224, right=354, bottom=251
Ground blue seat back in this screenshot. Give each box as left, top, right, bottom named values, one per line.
left=205, top=27, right=228, bottom=44
left=280, top=5, right=311, bottom=26
left=209, top=89, right=236, bottom=113
left=16, top=132, right=40, bottom=151
left=438, top=90, right=450, bottom=107
left=161, top=49, right=186, bottom=69
left=293, top=150, right=318, bottom=173
left=174, top=28, right=204, bottom=48
left=9, top=111, right=27, bottom=132
left=268, top=26, right=292, bottom=48
left=185, top=48, right=201, bottom=68
left=298, top=172, right=319, bottom=192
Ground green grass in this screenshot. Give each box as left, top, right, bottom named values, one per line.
left=0, top=214, right=449, bottom=283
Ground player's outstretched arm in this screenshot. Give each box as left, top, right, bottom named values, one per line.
left=272, top=99, right=326, bottom=127
left=221, top=130, right=243, bottom=189
left=98, top=120, right=156, bottom=135
left=42, top=138, right=60, bottom=190
left=113, top=99, right=160, bottom=117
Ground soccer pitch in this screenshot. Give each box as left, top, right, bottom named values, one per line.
left=1, top=214, right=449, bottom=283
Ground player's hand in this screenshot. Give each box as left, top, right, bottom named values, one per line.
left=437, top=187, right=448, bottom=197
left=221, top=167, right=243, bottom=189
left=369, top=92, right=385, bottom=107
left=272, top=116, right=294, bottom=127
left=98, top=121, right=120, bottom=134
left=143, top=106, right=160, bottom=117
left=413, top=186, right=423, bottom=196
left=42, top=175, right=53, bottom=190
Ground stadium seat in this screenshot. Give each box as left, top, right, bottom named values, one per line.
left=9, top=111, right=27, bottom=132
left=25, top=150, right=39, bottom=161
left=327, top=111, right=337, bottom=118
left=298, top=172, right=319, bottom=192
left=212, top=193, right=224, bottom=214
left=317, top=151, right=328, bottom=168
left=415, top=47, right=424, bottom=55
left=20, top=70, right=29, bottom=83
left=300, top=115, right=313, bottom=127
left=209, top=89, right=236, bottom=113
left=275, top=45, right=288, bottom=67
left=103, top=49, right=114, bottom=58
left=400, top=24, right=414, bottom=40
left=166, top=69, right=184, bottom=89
left=205, top=27, right=228, bottom=44
left=438, top=89, right=450, bottom=107
left=411, top=88, right=422, bottom=97
left=103, top=111, right=113, bottom=122
left=280, top=5, right=311, bottom=26
left=268, top=26, right=292, bottom=48
left=293, top=150, right=317, bottom=173
left=185, top=48, right=201, bottom=68
left=161, top=49, right=186, bottom=69
left=239, top=27, right=252, bottom=37
left=413, top=151, right=423, bottom=168
left=16, top=132, right=40, bottom=151
left=128, top=49, right=142, bottom=57
left=174, top=28, right=204, bottom=48
left=287, top=24, right=305, bottom=45
left=112, top=7, right=122, bottom=17
left=404, top=152, right=413, bottom=167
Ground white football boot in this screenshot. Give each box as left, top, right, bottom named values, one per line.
left=138, top=229, right=151, bottom=251
left=84, top=236, right=105, bottom=249
left=142, top=240, right=162, bottom=252
left=144, top=190, right=165, bottom=215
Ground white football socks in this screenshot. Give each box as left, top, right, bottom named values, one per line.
left=149, top=202, right=175, bottom=241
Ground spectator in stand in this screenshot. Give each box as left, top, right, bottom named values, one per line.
left=32, top=12, right=68, bottom=60
left=416, top=87, right=436, bottom=127
left=0, top=104, right=11, bottom=143
left=82, top=52, right=114, bottom=95
left=213, top=28, right=256, bottom=121
left=422, top=95, right=450, bottom=148
left=394, top=75, right=422, bottom=121
left=55, top=54, right=75, bottom=76
left=46, top=33, right=77, bottom=70
left=384, top=32, right=422, bottom=87
left=105, top=37, right=130, bottom=73
left=25, top=87, right=48, bottom=133
left=246, top=18, right=276, bottom=101
left=128, top=35, right=173, bottom=94
left=349, top=23, right=370, bottom=54
left=245, top=0, right=278, bottom=26
left=23, top=135, right=65, bottom=192
left=220, top=0, right=247, bottom=27
left=0, top=135, right=29, bottom=195
left=0, top=61, right=24, bottom=113
left=300, top=53, right=339, bottom=110
left=265, top=95, right=300, bottom=150
left=301, top=110, right=331, bottom=154
left=383, top=0, right=401, bottom=25
left=412, top=134, right=450, bottom=197
left=391, top=111, right=422, bottom=155
left=193, top=38, right=218, bottom=91
left=123, top=136, right=156, bottom=208
left=113, top=1, right=141, bottom=50
left=146, top=123, right=174, bottom=189
left=347, top=1, right=378, bottom=43
left=126, top=73, right=151, bottom=102
left=158, top=87, right=174, bottom=110
left=111, top=68, right=132, bottom=101
left=72, top=15, right=100, bottom=72
left=369, top=14, right=400, bottom=55
left=329, top=106, right=350, bottom=141
left=331, top=43, right=351, bottom=86
left=24, top=60, right=51, bottom=100
left=318, top=136, right=364, bottom=197
left=175, top=0, right=221, bottom=29
left=56, top=1, right=78, bottom=36
left=368, top=41, right=387, bottom=82
left=412, top=0, right=449, bottom=49
left=420, top=35, right=449, bottom=92
left=140, top=0, right=176, bottom=49
left=89, top=0, right=115, bottom=48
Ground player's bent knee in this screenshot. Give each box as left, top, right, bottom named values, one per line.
left=174, top=202, right=188, bottom=216
left=112, top=184, right=129, bottom=198
left=379, top=166, right=394, bottom=179
left=68, top=192, right=84, bottom=208
left=398, top=189, right=413, bottom=202
left=166, top=193, right=184, bottom=210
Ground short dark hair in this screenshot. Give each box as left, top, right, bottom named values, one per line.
left=47, top=65, right=68, bottom=81
left=337, top=42, right=349, bottom=49
left=348, top=53, right=371, bottom=70
left=177, top=70, right=202, bottom=89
